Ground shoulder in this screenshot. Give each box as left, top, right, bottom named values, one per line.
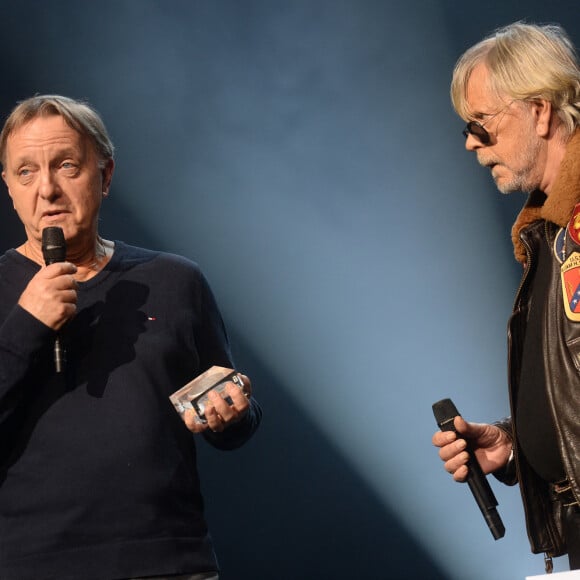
left=114, top=241, right=206, bottom=281
left=0, top=249, right=38, bottom=281
left=0, top=248, right=27, bottom=267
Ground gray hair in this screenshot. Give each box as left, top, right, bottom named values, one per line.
left=0, top=94, right=114, bottom=167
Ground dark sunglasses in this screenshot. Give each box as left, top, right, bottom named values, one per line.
left=462, top=120, right=492, bottom=144
left=462, top=100, right=515, bottom=145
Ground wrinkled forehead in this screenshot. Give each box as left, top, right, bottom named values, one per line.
left=1, top=111, right=85, bottom=166
left=4, top=115, right=90, bottom=163
left=11, top=111, right=82, bottom=138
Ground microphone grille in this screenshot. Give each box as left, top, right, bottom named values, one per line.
left=42, top=227, right=66, bottom=264
left=432, top=398, right=459, bottom=425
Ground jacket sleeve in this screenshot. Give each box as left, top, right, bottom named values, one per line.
left=492, top=416, right=518, bottom=486
left=0, top=304, right=54, bottom=426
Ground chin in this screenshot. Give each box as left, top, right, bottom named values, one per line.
left=496, top=183, right=517, bottom=195
left=493, top=177, right=512, bottom=194
left=493, top=174, right=524, bottom=195
left=498, top=173, right=539, bottom=194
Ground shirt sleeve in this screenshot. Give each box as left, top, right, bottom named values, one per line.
left=196, top=272, right=262, bottom=450
left=202, top=397, right=262, bottom=450
left=0, top=304, right=54, bottom=425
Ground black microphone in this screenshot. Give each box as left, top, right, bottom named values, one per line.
left=41, top=227, right=67, bottom=373
left=432, top=398, right=505, bottom=540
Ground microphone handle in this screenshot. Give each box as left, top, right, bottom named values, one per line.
left=54, top=336, right=65, bottom=373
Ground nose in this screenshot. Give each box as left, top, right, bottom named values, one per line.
left=465, top=133, right=482, bottom=152
left=38, top=170, right=60, bottom=201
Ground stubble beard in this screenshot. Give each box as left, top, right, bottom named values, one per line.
left=485, top=118, right=544, bottom=195
left=495, top=138, right=543, bottom=194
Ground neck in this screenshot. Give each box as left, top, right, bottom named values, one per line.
left=20, top=235, right=113, bottom=281
left=541, top=136, right=568, bottom=196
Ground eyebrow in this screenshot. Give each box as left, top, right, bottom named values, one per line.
left=12, top=146, right=83, bottom=166
left=469, top=108, right=495, bottom=120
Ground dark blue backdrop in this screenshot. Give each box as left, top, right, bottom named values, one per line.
left=1, top=2, right=579, bottom=578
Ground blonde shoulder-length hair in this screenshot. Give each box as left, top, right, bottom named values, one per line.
left=451, top=22, right=580, bottom=137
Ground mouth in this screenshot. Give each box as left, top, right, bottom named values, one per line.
left=483, top=162, right=500, bottom=176
left=40, top=210, right=68, bottom=223
left=478, top=157, right=496, bottom=169
left=42, top=210, right=67, bottom=218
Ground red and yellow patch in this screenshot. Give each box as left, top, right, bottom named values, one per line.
left=568, top=203, right=580, bottom=246
left=561, top=252, right=580, bottom=321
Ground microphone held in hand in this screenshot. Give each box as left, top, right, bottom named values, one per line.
left=41, top=227, right=67, bottom=373
left=432, top=398, right=505, bottom=540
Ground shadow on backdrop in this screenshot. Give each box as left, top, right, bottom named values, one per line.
left=198, top=332, right=449, bottom=580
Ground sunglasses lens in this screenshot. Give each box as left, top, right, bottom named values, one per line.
left=464, top=122, right=490, bottom=144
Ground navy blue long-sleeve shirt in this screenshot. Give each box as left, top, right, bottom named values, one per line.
left=0, top=242, right=261, bottom=579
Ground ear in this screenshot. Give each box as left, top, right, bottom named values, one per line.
left=531, top=99, right=553, bottom=138
left=101, top=158, right=115, bottom=195
left=1, top=171, right=14, bottom=205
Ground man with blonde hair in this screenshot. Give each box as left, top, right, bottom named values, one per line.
left=432, top=22, right=580, bottom=572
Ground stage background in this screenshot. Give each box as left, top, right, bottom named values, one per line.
left=0, top=1, right=578, bottom=578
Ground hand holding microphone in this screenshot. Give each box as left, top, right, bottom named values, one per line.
left=432, top=398, right=509, bottom=540
left=17, top=227, right=77, bottom=372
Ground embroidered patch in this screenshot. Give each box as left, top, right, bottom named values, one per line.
left=554, top=227, right=566, bottom=264
left=568, top=203, right=580, bottom=245
left=561, top=252, right=580, bottom=321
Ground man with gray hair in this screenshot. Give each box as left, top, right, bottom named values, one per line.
left=432, top=22, right=580, bottom=572
left=0, top=94, right=262, bottom=579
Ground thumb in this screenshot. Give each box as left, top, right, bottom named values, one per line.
left=453, top=415, right=486, bottom=439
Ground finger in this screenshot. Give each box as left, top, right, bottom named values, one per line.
left=44, top=262, right=78, bottom=278
left=237, top=373, right=251, bottom=396
left=52, top=274, right=79, bottom=291
left=439, top=438, right=467, bottom=462
left=453, top=415, right=471, bottom=435
left=53, top=283, right=78, bottom=303
left=204, top=405, right=226, bottom=432
left=444, top=451, right=471, bottom=478
left=61, top=289, right=79, bottom=303
left=207, top=390, right=238, bottom=422
left=183, top=409, right=208, bottom=433
left=454, top=416, right=489, bottom=440
left=452, top=464, right=469, bottom=483
left=442, top=447, right=469, bottom=469
left=432, top=429, right=457, bottom=448
left=226, top=382, right=250, bottom=408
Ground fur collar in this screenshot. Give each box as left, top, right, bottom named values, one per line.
left=511, top=131, right=580, bottom=263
